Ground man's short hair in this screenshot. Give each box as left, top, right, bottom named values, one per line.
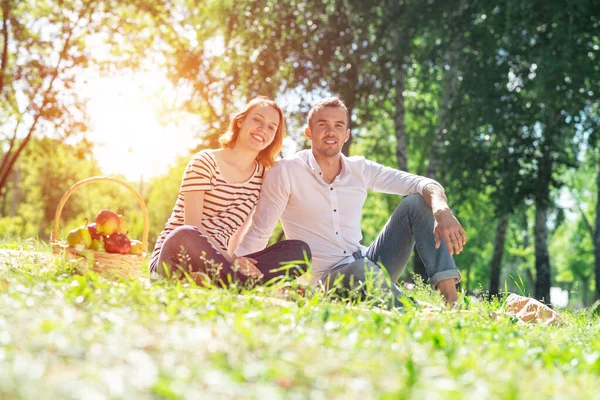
left=307, top=97, right=349, bottom=129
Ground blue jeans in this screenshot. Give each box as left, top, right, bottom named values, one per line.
left=320, top=194, right=461, bottom=306
left=150, top=225, right=311, bottom=287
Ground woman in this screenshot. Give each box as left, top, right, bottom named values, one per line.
left=149, top=96, right=311, bottom=285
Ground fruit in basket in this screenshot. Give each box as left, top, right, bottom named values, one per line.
left=129, top=240, right=144, bottom=255
left=90, top=237, right=106, bottom=252
left=66, top=227, right=92, bottom=249
left=117, top=214, right=128, bottom=234
left=96, top=209, right=120, bottom=235
left=105, top=232, right=131, bottom=254
left=87, top=223, right=101, bottom=240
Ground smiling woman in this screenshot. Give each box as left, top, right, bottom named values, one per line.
left=148, top=96, right=311, bottom=288
left=79, top=69, right=198, bottom=181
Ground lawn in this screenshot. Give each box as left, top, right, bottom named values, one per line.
left=0, top=239, right=599, bottom=399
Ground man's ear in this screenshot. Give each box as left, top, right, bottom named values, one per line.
left=344, top=128, right=350, bottom=143
left=304, top=126, right=312, bottom=141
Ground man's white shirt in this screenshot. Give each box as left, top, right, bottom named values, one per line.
left=235, top=149, right=442, bottom=279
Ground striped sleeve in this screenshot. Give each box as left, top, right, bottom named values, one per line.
left=181, top=151, right=214, bottom=193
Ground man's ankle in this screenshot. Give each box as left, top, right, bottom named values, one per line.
left=436, top=278, right=458, bottom=304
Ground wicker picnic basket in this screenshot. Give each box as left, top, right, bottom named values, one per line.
left=50, top=176, right=149, bottom=279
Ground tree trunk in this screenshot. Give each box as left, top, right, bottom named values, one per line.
left=10, top=164, right=18, bottom=217
left=534, top=201, right=551, bottom=303
left=394, top=62, right=408, bottom=172
left=489, top=214, right=510, bottom=297
left=581, top=275, right=590, bottom=307
left=595, top=158, right=600, bottom=301
left=0, top=186, right=6, bottom=216
left=533, top=127, right=555, bottom=304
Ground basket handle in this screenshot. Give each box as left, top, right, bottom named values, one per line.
left=51, top=176, right=149, bottom=251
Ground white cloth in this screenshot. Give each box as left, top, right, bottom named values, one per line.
left=235, top=149, right=442, bottom=277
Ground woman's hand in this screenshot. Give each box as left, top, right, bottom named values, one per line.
left=232, top=256, right=263, bottom=279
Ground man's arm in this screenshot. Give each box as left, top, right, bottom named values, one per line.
left=234, top=163, right=291, bottom=257
left=421, top=183, right=467, bottom=255
left=365, top=159, right=467, bottom=255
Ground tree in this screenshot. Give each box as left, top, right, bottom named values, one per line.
left=443, top=0, right=599, bottom=302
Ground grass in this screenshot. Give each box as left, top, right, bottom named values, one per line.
left=0, top=238, right=599, bottom=399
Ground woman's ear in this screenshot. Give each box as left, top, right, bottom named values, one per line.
left=237, top=118, right=243, bottom=128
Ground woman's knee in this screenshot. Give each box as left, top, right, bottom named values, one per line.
left=163, top=225, right=201, bottom=251
left=286, top=239, right=312, bottom=262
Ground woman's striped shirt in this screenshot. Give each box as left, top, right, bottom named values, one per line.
left=149, top=150, right=265, bottom=271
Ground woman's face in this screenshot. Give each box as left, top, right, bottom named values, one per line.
left=236, top=105, right=280, bottom=152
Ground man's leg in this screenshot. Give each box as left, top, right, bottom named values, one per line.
left=365, top=194, right=461, bottom=303
left=320, top=258, right=410, bottom=308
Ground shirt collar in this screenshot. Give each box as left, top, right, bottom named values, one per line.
left=303, top=149, right=350, bottom=179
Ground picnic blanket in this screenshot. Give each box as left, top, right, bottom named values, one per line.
left=502, top=293, right=562, bottom=326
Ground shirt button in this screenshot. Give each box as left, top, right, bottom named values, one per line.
left=330, top=187, right=333, bottom=191
left=343, top=250, right=347, bottom=254
left=336, top=232, right=339, bottom=234
left=334, top=209, right=337, bottom=212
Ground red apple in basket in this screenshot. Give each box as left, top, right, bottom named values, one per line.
left=87, top=223, right=102, bottom=240
left=105, top=232, right=131, bottom=254
left=96, top=209, right=119, bottom=235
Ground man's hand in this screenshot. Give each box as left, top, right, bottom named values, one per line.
left=433, top=209, right=467, bottom=255
left=232, top=256, right=263, bottom=279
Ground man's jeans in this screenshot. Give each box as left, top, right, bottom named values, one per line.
left=320, top=194, right=461, bottom=306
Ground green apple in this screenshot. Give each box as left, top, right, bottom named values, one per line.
left=117, top=214, right=128, bottom=235
left=90, top=237, right=106, bottom=252
left=66, top=227, right=92, bottom=249
left=129, top=239, right=145, bottom=255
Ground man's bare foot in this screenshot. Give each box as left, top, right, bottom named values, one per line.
left=436, top=278, right=459, bottom=305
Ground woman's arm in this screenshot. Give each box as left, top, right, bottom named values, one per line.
left=183, top=191, right=233, bottom=263
left=183, top=191, right=206, bottom=228
left=228, top=207, right=255, bottom=257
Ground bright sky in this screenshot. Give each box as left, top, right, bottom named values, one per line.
left=78, top=67, right=302, bottom=183
left=79, top=68, right=199, bottom=182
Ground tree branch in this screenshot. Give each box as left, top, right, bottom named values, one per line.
left=0, top=0, right=9, bottom=93
left=0, top=118, right=20, bottom=177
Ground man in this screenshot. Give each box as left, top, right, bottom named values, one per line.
left=235, top=97, right=467, bottom=305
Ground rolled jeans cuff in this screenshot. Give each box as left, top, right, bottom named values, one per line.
left=429, top=269, right=462, bottom=289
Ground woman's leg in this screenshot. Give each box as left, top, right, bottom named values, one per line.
left=245, top=240, right=311, bottom=283
left=155, top=225, right=241, bottom=284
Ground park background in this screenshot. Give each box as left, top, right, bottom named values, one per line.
left=1, top=0, right=599, bottom=308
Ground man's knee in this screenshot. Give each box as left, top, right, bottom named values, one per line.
left=400, top=194, right=428, bottom=210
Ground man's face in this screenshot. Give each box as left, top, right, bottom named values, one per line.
left=305, top=106, right=350, bottom=158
